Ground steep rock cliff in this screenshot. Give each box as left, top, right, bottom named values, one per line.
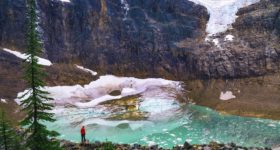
left=0, top=0, right=209, bottom=79
left=0, top=0, right=279, bottom=80
left=194, top=0, right=280, bottom=78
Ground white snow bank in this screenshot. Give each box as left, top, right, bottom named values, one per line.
left=16, top=75, right=182, bottom=130
left=75, top=75, right=181, bottom=108
left=224, top=34, right=234, bottom=41
left=121, top=88, right=137, bottom=95
left=0, top=98, right=7, bottom=103
left=58, top=0, right=70, bottom=3
left=75, top=65, right=97, bottom=76
left=16, top=85, right=88, bottom=105
left=219, top=91, right=236, bottom=100
left=16, top=75, right=182, bottom=108
left=2, top=48, right=52, bottom=66
left=188, top=0, right=260, bottom=36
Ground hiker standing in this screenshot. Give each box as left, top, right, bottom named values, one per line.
left=81, top=126, right=86, bottom=143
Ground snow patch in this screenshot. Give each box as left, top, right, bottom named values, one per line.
left=16, top=75, right=182, bottom=109
left=2, top=48, right=52, bottom=66
left=58, top=0, right=70, bottom=2
left=188, top=0, right=260, bottom=36
left=120, top=0, right=130, bottom=20
left=224, top=34, right=234, bottom=41
left=219, top=91, right=236, bottom=100
left=16, top=75, right=182, bottom=132
left=0, top=99, right=7, bottom=103
left=121, top=88, right=137, bottom=95
left=75, top=65, right=97, bottom=76
left=212, top=38, right=221, bottom=48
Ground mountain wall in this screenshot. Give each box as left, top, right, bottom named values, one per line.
left=0, top=0, right=279, bottom=80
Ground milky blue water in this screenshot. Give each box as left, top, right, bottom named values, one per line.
left=45, top=103, right=280, bottom=148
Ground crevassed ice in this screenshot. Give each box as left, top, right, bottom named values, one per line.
left=188, top=0, right=260, bottom=36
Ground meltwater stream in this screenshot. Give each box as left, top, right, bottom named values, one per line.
left=45, top=101, right=280, bottom=148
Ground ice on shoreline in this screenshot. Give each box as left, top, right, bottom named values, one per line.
left=16, top=75, right=182, bottom=108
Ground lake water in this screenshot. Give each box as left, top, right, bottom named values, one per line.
left=45, top=99, right=280, bottom=148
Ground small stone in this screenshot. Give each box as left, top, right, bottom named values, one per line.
left=225, top=144, right=232, bottom=149
left=203, top=146, right=211, bottom=150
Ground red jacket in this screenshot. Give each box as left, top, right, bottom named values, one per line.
left=81, top=127, right=85, bottom=135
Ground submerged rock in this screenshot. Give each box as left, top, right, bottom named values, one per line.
left=107, top=111, right=148, bottom=121
left=116, top=123, right=130, bottom=129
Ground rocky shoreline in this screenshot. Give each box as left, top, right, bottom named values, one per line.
left=61, top=140, right=274, bottom=150
left=185, top=72, right=280, bottom=120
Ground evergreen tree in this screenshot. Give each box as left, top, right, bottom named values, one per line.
left=0, top=111, right=22, bottom=150
left=19, top=0, right=61, bottom=149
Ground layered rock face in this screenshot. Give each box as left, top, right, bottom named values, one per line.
left=0, top=0, right=208, bottom=79
left=196, top=0, right=280, bottom=78
left=0, top=0, right=279, bottom=80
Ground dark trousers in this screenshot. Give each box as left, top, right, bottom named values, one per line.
left=81, top=134, right=86, bottom=143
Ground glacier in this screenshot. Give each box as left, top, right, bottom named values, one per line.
left=188, top=0, right=260, bottom=36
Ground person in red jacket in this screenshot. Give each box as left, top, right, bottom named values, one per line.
left=81, top=126, right=86, bottom=143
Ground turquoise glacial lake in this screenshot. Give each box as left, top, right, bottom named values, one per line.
left=45, top=99, right=280, bottom=148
